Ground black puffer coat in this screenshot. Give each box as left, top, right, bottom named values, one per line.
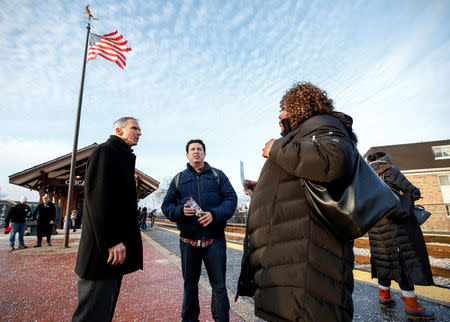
left=75, top=136, right=143, bottom=280
left=237, top=113, right=356, bottom=321
left=368, top=162, right=433, bottom=286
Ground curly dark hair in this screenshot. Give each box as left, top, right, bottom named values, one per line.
left=280, top=82, right=334, bottom=129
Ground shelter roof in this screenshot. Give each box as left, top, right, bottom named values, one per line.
left=9, top=143, right=159, bottom=199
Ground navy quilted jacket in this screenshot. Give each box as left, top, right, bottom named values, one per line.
left=162, top=162, right=237, bottom=239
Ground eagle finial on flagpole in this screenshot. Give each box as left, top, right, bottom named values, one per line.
left=85, top=5, right=99, bottom=21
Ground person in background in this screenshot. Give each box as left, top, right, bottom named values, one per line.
left=367, top=152, right=434, bottom=320
left=137, top=207, right=142, bottom=228
left=236, top=82, right=357, bottom=321
left=140, top=207, right=147, bottom=230
left=72, top=117, right=143, bottom=322
left=71, top=209, right=78, bottom=232
left=33, top=194, right=56, bottom=247
left=149, top=209, right=157, bottom=227
left=5, top=196, right=32, bottom=251
left=162, top=139, right=237, bottom=322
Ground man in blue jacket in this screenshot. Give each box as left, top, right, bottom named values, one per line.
left=162, top=139, right=237, bottom=322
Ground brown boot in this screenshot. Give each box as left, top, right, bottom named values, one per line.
left=401, top=296, right=434, bottom=320
left=379, top=288, right=395, bottom=308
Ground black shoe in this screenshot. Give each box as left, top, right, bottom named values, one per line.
left=34, top=244, right=41, bottom=248
left=48, top=243, right=52, bottom=246
left=18, top=245, right=28, bottom=249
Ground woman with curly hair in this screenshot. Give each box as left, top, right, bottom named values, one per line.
left=237, top=82, right=357, bottom=321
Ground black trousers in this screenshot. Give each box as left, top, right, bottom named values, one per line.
left=72, top=277, right=123, bottom=322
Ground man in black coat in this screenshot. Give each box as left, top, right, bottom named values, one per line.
left=72, top=117, right=143, bottom=322
left=33, top=194, right=56, bottom=247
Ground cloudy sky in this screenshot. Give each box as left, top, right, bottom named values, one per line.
left=1, top=0, right=449, bottom=208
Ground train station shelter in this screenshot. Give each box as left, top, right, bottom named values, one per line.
left=8, top=143, right=159, bottom=226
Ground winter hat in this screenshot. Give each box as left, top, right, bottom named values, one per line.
left=20, top=196, right=27, bottom=203
left=367, top=152, right=392, bottom=163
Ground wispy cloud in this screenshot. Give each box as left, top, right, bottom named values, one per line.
left=1, top=0, right=449, bottom=202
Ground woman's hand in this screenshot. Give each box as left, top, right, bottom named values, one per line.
left=244, top=179, right=257, bottom=193
left=262, top=139, right=275, bottom=158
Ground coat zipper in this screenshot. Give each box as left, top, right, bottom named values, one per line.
left=196, top=174, right=206, bottom=239
left=311, top=131, right=341, bottom=143
left=196, top=174, right=202, bottom=207
left=268, top=194, right=277, bottom=247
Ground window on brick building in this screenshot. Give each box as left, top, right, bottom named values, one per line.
left=438, top=175, right=450, bottom=216
left=432, top=145, right=450, bottom=160
left=439, top=175, right=450, bottom=186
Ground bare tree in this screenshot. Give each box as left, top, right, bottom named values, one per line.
left=150, top=177, right=172, bottom=206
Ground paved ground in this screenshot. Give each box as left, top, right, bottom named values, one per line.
left=148, top=226, right=450, bottom=322
left=0, top=226, right=448, bottom=321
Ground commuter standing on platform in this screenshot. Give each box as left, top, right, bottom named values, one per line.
left=72, top=117, right=143, bottom=322
left=236, top=82, right=357, bottom=321
left=5, top=196, right=32, bottom=251
left=71, top=209, right=78, bottom=232
left=162, top=139, right=237, bottom=322
left=367, top=152, right=434, bottom=320
left=140, top=207, right=148, bottom=230
left=33, top=194, right=56, bottom=247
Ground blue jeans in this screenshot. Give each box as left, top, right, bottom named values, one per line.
left=180, top=236, right=230, bottom=322
left=9, top=222, right=26, bottom=247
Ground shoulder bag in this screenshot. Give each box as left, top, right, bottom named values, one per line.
left=300, top=132, right=399, bottom=240
left=413, top=205, right=431, bottom=225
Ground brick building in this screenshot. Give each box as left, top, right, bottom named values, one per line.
left=364, top=139, right=450, bottom=233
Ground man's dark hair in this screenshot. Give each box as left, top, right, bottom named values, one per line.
left=186, top=139, right=206, bottom=153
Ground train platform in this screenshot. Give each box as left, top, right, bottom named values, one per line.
left=0, top=226, right=449, bottom=321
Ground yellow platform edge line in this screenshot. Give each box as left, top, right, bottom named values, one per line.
left=156, top=226, right=450, bottom=304
left=353, top=270, right=450, bottom=303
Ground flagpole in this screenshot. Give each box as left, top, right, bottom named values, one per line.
left=64, top=20, right=91, bottom=248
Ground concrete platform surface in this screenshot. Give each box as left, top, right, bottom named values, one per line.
left=0, top=230, right=245, bottom=321
left=0, top=227, right=449, bottom=321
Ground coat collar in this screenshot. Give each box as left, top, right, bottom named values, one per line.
left=186, top=161, right=211, bottom=174
left=107, top=135, right=134, bottom=154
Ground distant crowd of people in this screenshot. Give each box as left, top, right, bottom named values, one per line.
left=9, top=81, right=435, bottom=321
left=136, top=207, right=157, bottom=231
left=6, top=193, right=57, bottom=249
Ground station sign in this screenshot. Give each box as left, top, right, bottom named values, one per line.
left=64, top=179, right=85, bottom=186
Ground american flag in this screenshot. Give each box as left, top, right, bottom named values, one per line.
left=87, top=30, right=131, bottom=69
